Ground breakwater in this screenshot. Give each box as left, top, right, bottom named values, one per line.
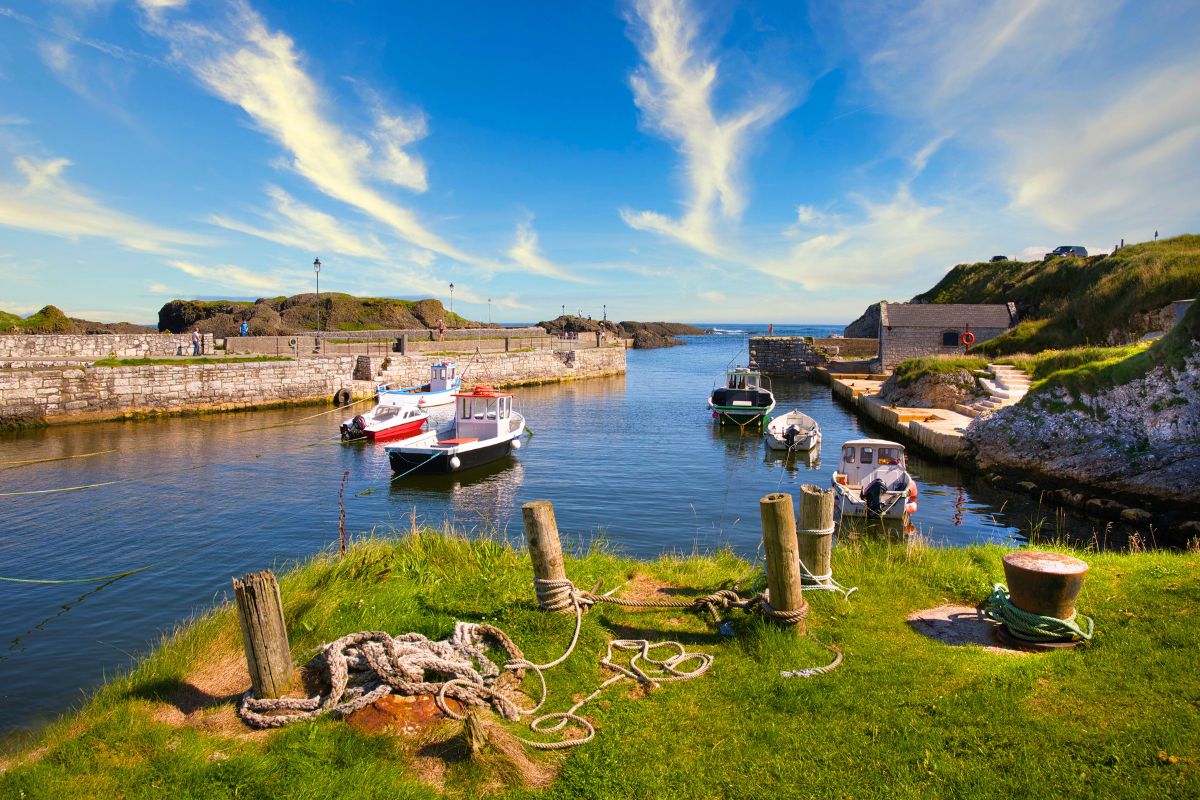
left=0, top=346, right=626, bottom=427
left=0, top=333, right=214, bottom=359
left=749, top=336, right=879, bottom=376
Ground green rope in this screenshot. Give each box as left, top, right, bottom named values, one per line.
left=981, top=583, right=1094, bottom=643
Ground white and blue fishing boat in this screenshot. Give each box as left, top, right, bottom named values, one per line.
left=386, top=386, right=525, bottom=475
left=377, top=361, right=462, bottom=408
left=708, top=367, right=775, bottom=430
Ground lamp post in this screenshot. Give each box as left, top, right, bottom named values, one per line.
left=561, top=304, right=565, bottom=317
left=449, top=283, right=455, bottom=316
left=603, top=304, right=606, bottom=322
left=488, top=298, right=492, bottom=324
left=313, top=258, right=321, bottom=348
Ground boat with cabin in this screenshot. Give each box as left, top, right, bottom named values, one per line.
left=386, top=386, right=525, bottom=475
left=340, top=394, right=429, bottom=442
left=377, top=361, right=462, bottom=408
left=708, top=368, right=776, bottom=430
left=765, top=410, right=821, bottom=452
left=831, top=439, right=918, bottom=520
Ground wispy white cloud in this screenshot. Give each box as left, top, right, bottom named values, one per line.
left=142, top=0, right=481, bottom=266
left=0, top=155, right=212, bottom=254
left=620, top=0, right=790, bottom=257
left=506, top=217, right=586, bottom=283
left=167, top=258, right=303, bottom=294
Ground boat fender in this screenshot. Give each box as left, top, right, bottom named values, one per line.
left=905, top=481, right=918, bottom=514
left=333, top=387, right=352, bottom=406
left=511, top=438, right=521, bottom=450
left=449, top=456, right=462, bottom=470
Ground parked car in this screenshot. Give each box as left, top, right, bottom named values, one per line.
left=1044, top=245, right=1088, bottom=260
left=989, top=255, right=1008, bottom=262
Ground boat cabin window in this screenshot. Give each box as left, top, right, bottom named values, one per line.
left=842, top=446, right=856, bottom=464
left=877, top=447, right=902, bottom=466
left=459, top=396, right=509, bottom=421
left=860, top=447, right=874, bottom=465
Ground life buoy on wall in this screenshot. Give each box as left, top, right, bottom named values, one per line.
left=333, top=387, right=352, bottom=406
left=960, top=331, right=976, bottom=347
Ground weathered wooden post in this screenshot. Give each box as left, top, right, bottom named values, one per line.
left=232, top=570, right=293, bottom=698
left=797, top=484, right=835, bottom=586
left=504, top=336, right=511, bottom=352
left=522, top=500, right=570, bottom=612
left=759, top=492, right=807, bottom=635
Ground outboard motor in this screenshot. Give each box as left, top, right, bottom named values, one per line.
left=340, top=415, right=367, bottom=441
left=784, top=424, right=800, bottom=448
left=862, top=478, right=887, bottom=516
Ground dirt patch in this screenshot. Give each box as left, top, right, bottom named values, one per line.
left=412, top=713, right=558, bottom=793
left=611, top=573, right=683, bottom=603
left=906, top=605, right=1028, bottom=655
left=147, top=646, right=271, bottom=741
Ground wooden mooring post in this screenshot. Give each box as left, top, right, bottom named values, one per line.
left=797, top=485, right=835, bottom=585
left=232, top=570, right=293, bottom=699
left=522, top=499, right=570, bottom=612
left=759, top=492, right=807, bottom=636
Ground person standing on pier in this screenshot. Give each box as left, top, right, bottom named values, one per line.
left=437, top=319, right=446, bottom=341
left=191, top=328, right=201, bottom=356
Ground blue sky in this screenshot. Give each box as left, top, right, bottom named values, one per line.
left=1, top=0, right=1197, bottom=324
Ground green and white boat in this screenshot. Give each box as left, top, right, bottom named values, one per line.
left=708, top=368, right=775, bottom=430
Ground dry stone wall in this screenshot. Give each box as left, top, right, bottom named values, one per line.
left=0, top=333, right=214, bottom=359
left=365, top=346, right=626, bottom=389
left=750, top=337, right=880, bottom=375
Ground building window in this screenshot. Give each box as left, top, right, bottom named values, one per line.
left=941, top=330, right=960, bottom=346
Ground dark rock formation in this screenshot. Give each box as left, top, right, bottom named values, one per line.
left=535, top=317, right=707, bottom=349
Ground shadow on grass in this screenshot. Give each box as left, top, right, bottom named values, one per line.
left=120, top=677, right=241, bottom=714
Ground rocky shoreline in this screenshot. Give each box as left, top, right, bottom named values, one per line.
left=536, top=316, right=708, bottom=348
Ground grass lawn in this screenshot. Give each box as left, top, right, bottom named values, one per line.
left=1, top=531, right=1197, bottom=799
left=891, top=356, right=989, bottom=386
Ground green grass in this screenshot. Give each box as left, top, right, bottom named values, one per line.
left=913, top=234, right=1200, bottom=356
left=90, top=356, right=294, bottom=367
left=3, top=530, right=1197, bottom=799
left=0, top=305, right=73, bottom=334
left=892, top=355, right=988, bottom=386
left=994, top=301, right=1200, bottom=398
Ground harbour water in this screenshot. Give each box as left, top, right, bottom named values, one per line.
left=0, top=324, right=1122, bottom=740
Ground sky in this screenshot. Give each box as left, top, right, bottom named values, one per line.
left=0, top=0, right=1197, bottom=325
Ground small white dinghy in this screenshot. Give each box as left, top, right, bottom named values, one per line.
left=765, top=410, right=821, bottom=452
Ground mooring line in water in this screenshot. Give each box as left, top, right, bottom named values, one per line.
left=356, top=451, right=444, bottom=496
left=238, top=395, right=373, bottom=433
left=0, top=565, right=151, bottom=584
left=0, top=449, right=118, bottom=467
left=0, top=478, right=131, bottom=497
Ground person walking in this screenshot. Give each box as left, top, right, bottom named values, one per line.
left=437, top=319, right=446, bottom=341
left=191, top=328, right=201, bottom=356
left=240, top=321, right=249, bottom=337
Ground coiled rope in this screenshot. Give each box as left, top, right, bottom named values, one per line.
left=981, top=583, right=1094, bottom=643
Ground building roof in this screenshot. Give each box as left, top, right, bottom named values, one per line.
left=880, top=302, right=1017, bottom=329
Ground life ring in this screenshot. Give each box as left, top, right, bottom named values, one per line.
left=288, top=338, right=297, bottom=347
left=960, top=331, right=976, bottom=346
left=333, top=388, right=352, bottom=406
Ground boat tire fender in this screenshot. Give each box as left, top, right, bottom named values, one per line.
left=333, top=388, right=352, bottom=406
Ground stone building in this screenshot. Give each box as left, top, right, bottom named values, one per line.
left=846, top=301, right=1019, bottom=371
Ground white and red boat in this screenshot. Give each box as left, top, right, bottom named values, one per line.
left=340, top=394, right=430, bottom=442
left=376, top=361, right=462, bottom=408
left=386, top=385, right=525, bottom=475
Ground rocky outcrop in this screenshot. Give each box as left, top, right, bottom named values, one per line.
left=158, top=295, right=494, bottom=337
left=878, top=368, right=984, bottom=410
left=844, top=302, right=884, bottom=338
left=965, top=355, right=1200, bottom=505
left=535, top=317, right=707, bottom=348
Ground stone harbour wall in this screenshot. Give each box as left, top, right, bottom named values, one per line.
left=0, top=346, right=627, bottom=426
left=0, top=333, right=214, bottom=359
left=750, top=337, right=880, bottom=376
left=0, top=357, right=359, bottom=426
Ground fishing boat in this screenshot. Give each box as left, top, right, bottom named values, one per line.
left=377, top=361, right=462, bottom=408
left=708, top=368, right=775, bottom=430
left=765, top=410, right=821, bottom=452
left=831, top=439, right=918, bottom=521
left=386, top=386, right=525, bottom=475
left=340, top=394, right=429, bottom=442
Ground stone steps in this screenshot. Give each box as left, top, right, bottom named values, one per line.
left=964, top=364, right=1032, bottom=418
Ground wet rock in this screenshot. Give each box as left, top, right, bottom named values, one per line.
left=1085, top=498, right=1127, bottom=517
left=1017, top=481, right=1038, bottom=493
left=1120, top=508, right=1153, bottom=524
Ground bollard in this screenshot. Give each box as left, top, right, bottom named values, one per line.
left=1002, top=551, right=1088, bottom=619
left=232, top=570, right=292, bottom=699
left=521, top=500, right=570, bottom=612
left=797, top=485, right=835, bottom=585
left=759, top=492, right=807, bottom=636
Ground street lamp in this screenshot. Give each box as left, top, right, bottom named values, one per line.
left=488, top=298, right=492, bottom=324
left=313, top=257, right=322, bottom=340
left=449, top=282, right=455, bottom=316
left=561, top=304, right=565, bottom=317
left=603, top=304, right=606, bottom=322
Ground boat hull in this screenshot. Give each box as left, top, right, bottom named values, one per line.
left=388, top=438, right=516, bottom=474
left=832, top=480, right=908, bottom=520
left=365, top=418, right=427, bottom=442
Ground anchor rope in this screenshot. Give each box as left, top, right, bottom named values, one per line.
left=795, top=524, right=858, bottom=599
left=981, top=583, right=1094, bottom=643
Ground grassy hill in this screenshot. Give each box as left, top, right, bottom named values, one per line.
left=158, top=294, right=488, bottom=337
left=0, top=305, right=153, bottom=334
left=912, top=235, right=1200, bottom=355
